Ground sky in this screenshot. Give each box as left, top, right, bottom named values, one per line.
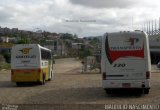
left=0, top=0, right=160, bottom=37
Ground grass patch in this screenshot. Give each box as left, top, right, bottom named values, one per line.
left=0, top=63, right=10, bottom=70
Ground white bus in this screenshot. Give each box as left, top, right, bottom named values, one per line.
left=101, top=31, right=151, bottom=94
left=11, top=44, right=54, bottom=86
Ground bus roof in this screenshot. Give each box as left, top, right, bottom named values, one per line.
left=38, top=45, right=51, bottom=52
left=12, top=44, right=51, bottom=52
left=105, top=31, right=145, bottom=35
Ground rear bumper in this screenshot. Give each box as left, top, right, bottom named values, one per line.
left=11, top=73, right=41, bottom=82
left=11, top=69, right=43, bottom=82
left=102, top=79, right=150, bottom=89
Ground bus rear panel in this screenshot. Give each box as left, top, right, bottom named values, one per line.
left=101, top=31, right=151, bottom=94
left=11, top=44, right=53, bottom=85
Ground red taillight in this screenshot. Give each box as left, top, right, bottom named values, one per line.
left=11, top=70, right=14, bottom=75
left=103, top=72, right=106, bottom=80
left=146, top=71, right=150, bottom=79
left=38, top=69, right=41, bottom=73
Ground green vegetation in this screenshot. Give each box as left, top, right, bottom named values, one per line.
left=61, top=33, right=78, bottom=40
left=0, top=54, right=10, bottom=70
left=1, top=50, right=11, bottom=63
left=17, top=37, right=30, bottom=44
left=0, top=42, right=13, bottom=48
left=89, top=37, right=100, bottom=46
left=78, top=48, right=92, bottom=59
left=0, top=63, right=10, bottom=70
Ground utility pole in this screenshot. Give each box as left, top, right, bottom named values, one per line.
left=159, top=18, right=160, bottom=34
left=152, top=20, right=154, bottom=35
left=155, top=19, right=157, bottom=35
left=149, top=21, right=151, bottom=36
left=147, top=21, right=149, bottom=34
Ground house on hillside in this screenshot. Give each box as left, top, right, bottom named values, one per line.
left=0, top=37, right=17, bottom=43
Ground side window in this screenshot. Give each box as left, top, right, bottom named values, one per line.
left=41, top=49, right=51, bottom=60
left=41, top=49, right=45, bottom=60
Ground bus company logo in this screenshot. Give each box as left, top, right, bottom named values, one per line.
left=126, top=38, right=139, bottom=46
left=19, top=48, right=32, bottom=54
left=105, top=37, right=144, bottom=64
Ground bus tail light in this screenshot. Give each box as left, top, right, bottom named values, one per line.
left=146, top=71, right=150, bottom=79
left=38, top=69, right=41, bottom=73
left=11, top=70, right=14, bottom=75
left=103, top=72, right=106, bottom=80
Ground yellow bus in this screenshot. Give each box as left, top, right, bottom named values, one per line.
left=11, top=44, right=54, bottom=86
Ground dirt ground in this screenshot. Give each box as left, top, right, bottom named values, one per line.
left=0, top=58, right=160, bottom=110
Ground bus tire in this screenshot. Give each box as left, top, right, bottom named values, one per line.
left=136, top=89, right=143, bottom=95
left=16, top=82, right=23, bottom=86
left=40, top=74, right=46, bottom=85
left=106, top=89, right=112, bottom=94
left=144, top=89, right=149, bottom=94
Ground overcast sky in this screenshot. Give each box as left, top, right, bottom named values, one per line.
left=0, top=0, right=160, bottom=37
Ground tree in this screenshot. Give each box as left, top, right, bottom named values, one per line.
left=1, top=50, right=11, bottom=63
left=17, top=37, right=30, bottom=44
left=0, top=54, right=5, bottom=63
left=90, top=37, right=100, bottom=46
left=78, top=48, right=92, bottom=59
left=73, top=34, right=78, bottom=39
left=61, top=33, right=74, bottom=40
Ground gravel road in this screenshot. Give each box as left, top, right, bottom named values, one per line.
left=0, top=58, right=160, bottom=110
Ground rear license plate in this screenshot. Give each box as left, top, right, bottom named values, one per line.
left=122, top=83, right=131, bottom=88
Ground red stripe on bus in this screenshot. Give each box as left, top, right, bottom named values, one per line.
left=12, top=69, right=41, bottom=73
left=108, top=46, right=144, bottom=63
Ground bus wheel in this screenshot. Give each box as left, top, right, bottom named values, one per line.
left=40, top=74, right=46, bottom=85
left=106, top=89, right=112, bottom=94
left=144, top=89, right=149, bottom=94
left=16, top=82, right=23, bottom=86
